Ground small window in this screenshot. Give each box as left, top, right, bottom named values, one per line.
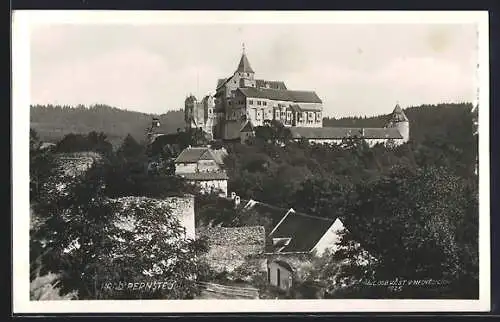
left=277, top=268, right=281, bottom=287
left=263, top=101, right=267, bottom=106
left=267, top=267, right=270, bottom=283
left=249, top=100, right=253, bottom=105
left=257, top=101, right=262, bottom=106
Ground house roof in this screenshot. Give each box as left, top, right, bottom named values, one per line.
left=269, top=210, right=338, bottom=253
left=237, top=53, right=254, bottom=73
left=179, top=171, right=229, bottom=181
left=237, top=87, right=323, bottom=104
left=237, top=200, right=291, bottom=227
left=174, top=147, right=225, bottom=165
left=289, top=127, right=403, bottom=140
left=240, top=120, right=254, bottom=133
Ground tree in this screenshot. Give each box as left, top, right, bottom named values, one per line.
left=55, top=131, right=113, bottom=155
left=313, top=165, right=479, bottom=299
left=31, top=162, right=208, bottom=300
left=117, top=134, right=144, bottom=159
left=30, top=129, right=59, bottom=202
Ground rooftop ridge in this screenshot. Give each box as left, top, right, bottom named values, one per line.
left=248, top=200, right=333, bottom=222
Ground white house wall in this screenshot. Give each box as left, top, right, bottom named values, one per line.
left=197, top=160, right=220, bottom=172
left=268, top=261, right=293, bottom=290
left=175, top=163, right=198, bottom=174
left=311, top=218, right=346, bottom=257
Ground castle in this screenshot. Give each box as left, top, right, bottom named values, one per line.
left=185, top=47, right=410, bottom=146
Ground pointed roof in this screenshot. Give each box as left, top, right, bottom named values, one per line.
left=236, top=53, right=254, bottom=74
left=388, top=104, right=409, bottom=123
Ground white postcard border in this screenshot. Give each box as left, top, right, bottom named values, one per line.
left=12, top=10, right=491, bottom=313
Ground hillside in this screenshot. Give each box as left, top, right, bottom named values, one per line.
left=30, top=104, right=185, bottom=146
left=30, top=102, right=474, bottom=148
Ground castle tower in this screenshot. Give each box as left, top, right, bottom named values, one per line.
left=185, top=94, right=205, bottom=129
left=236, top=44, right=256, bottom=88
left=387, top=103, right=410, bottom=143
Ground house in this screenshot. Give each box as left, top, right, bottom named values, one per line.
left=231, top=199, right=347, bottom=291
left=174, top=146, right=229, bottom=197
left=267, top=209, right=345, bottom=256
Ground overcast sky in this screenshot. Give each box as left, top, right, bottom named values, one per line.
left=30, top=23, right=478, bottom=118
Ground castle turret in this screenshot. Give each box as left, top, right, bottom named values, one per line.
left=387, top=103, right=410, bottom=143
left=236, top=44, right=256, bottom=88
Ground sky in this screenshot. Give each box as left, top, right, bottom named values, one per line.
left=30, top=22, right=478, bottom=118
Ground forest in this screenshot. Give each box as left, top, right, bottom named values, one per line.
left=29, top=102, right=479, bottom=300
left=30, top=104, right=185, bottom=147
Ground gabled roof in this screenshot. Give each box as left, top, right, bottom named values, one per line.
left=237, top=87, right=322, bottom=104
left=240, top=120, right=254, bottom=133
left=174, top=147, right=225, bottom=164
left=236, top=53, right=254, bottom=73
left=388, top=104, right=409, bottom=123
left=237, top=200, right=290, bottom=227
left=269, top=210, right=338, bottom=253
left=289, top=127, right=403, bottom=140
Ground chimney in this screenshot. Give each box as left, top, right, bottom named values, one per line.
left=230, top=192, right=236, bottom=200
left=234, top=196, right=241, bottom=208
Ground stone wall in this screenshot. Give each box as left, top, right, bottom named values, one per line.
left=112, top=195, right=196, bottom=240
left=198, top=226, right=266, bottom=272
left=56, top=152, right=102, bottom=177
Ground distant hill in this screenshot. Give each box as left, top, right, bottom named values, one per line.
left=31, top=102, right=474, bottom=148
left=30, top=104, right=185, bottom=147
